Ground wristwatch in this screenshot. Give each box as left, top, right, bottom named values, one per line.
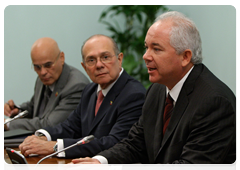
left=53, top=143, right=58, bottom=152
left=38, top=133, right=45, bottom=137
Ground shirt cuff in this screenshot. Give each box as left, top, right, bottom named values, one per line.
left=92, top=155, right=122, bottom=170
left=56, top=139, right=65, bottom=157
left=35, top=129, right=52, bottom=141
left=92, top=155, right=108, bottom=164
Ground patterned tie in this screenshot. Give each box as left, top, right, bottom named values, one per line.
left=95, top=90, right=104, bottom=116
left=163, top=93, right=174, bottom=136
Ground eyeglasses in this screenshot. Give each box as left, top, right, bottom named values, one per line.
left=32, top=52, right=60, bottom=71
left=84, top=53, right=116, bottom=67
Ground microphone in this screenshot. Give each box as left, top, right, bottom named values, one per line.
left=4, top=110, right=28, bottom=125
left=37, top=135, right=94, bottom=164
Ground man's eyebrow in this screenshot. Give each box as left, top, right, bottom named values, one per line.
left=86, top=51, right=111, bottom=58
left=144, top=41, right=163, bottom=47
left=152, top=43, right=161, bottom=47
left=100, top=51, right=111, bottom=55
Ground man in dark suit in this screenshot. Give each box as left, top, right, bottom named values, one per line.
left=71, top=11, right=236, bottom=164
left=19, top=35, right=146, bottom=159
left=4, top=37, right=90, bottom=131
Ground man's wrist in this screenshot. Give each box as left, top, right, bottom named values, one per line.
left=53, top=142, right=58, bottom=152
left=35, top=129, right=52, bottom=141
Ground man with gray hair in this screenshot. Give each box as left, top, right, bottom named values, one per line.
left=71, top=11, right=235, bottom=164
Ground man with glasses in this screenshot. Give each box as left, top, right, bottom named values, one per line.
left=19, top=34, right=146, bottom=159
left=4, top=37, right=90, bottom=131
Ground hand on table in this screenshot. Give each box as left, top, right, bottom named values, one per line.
left=19, top=135, right=56, bottom=157
left=63, top=157, right=110, bottom=170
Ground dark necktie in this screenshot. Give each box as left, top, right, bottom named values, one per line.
left=163, top=93, right=174, bottom=136
left=38, top=86, right=52, bottom=116
left=95, top=90, right=104, bottom=116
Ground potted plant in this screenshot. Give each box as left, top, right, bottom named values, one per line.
left=99, top=5, right=168, bottom=88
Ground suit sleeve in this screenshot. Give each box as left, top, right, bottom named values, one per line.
left=98, top=114, right=149, bottom=163
left=60, top=91, right=145, bottom=158
left=8, top=77, right=89, bottom=131
left=18, top=96, right=34, bottom=119
left=99, top=93, right=237, bottom=170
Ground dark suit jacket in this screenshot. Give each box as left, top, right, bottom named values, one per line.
left=99, top=64, right=236, bottom=164
left=9, top=63, right=90, bottom=131
left=44, top=70, right=146, bottom=158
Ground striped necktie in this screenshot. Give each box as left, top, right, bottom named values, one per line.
left=163, top=93, right=174, bottom=136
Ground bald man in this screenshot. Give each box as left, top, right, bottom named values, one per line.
left=4, top=37, right=90, bottom=131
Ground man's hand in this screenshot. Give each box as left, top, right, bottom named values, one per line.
left=4, top=100, right=19, bottom=117
left=19, top=135, right=56, bottom=157
left=63, top=157, right=110, bottom=170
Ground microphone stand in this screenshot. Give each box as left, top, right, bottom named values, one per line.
left=37, top=135, right=94, bottom=164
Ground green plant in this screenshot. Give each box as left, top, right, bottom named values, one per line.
left=99, top=5, right=168, bottom=89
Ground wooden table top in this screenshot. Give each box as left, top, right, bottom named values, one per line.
left=4, top=148, right=73, bottom=164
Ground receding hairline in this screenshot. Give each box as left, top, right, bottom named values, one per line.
left=31, top=37, right=60, bottom=55
left=81, top=34, right=120, bottom=60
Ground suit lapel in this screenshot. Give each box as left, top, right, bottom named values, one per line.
left=41, top=64, right=70, bottom=118
left=89, top=90, right=117, bottom=132
left=34, top=82, right=44, bottom=117
left=154, top=64, right=203, bottom=162
left=88, top=70, right=129, bottom=134
left=153, top=88, right=166, bottom=158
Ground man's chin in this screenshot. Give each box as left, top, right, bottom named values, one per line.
left=149, top=76, right=160, bottom=84
left=41, top=79, right=54, bottom=86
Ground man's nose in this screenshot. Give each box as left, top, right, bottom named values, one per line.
left=40, top=66, right=48, bottom=75
left=95, top=58, right=104, bottom=68
left=143, top=50, right=152, bottom=64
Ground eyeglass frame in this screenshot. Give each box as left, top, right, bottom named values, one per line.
left=31, top=52, right=61, bottom=71
left=83, top=52, right=119, bottom=67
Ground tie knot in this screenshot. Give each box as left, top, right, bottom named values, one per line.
left=166, top=93, right=173, bottom=105
left=45, top=86, right=52, bottom=98
left=95, top=90, right=105, bottom=116
left=98, top=90, right=104, bottom=101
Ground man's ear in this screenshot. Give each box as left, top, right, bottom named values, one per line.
left=81, top=62, right=87, bottom=72
left=182, top=49, right=192, bottom=67
left=60, top=52, right=65, bottom=65
left=118, top=52, right=124, bottom=67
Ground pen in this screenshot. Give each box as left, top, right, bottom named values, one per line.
left=6, top=103, right=22, bottom=110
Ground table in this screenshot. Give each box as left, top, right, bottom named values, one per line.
left=4, top=148, right=73, bottom=164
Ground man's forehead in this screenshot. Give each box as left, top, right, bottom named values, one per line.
left=145, top=21, right=171, bottom=43
left=83, top=39, right=114, bottom=57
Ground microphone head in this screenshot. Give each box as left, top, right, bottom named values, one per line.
left=21, top=110, right=28, bottom=116
left=17, top=110, right=28, bottom=118
left=85, top=135, right=94, bottom=142
left=77, top=135, right=94, bottom=145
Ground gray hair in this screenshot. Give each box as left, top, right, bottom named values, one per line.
left=155, top=11, right=202, bottom=64
left=81, top=34, right=120, bottom=62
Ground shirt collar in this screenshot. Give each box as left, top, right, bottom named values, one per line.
left=166, top=66, right=194, bottom=105
left=46, top=83, right=55, bottom=92
left=97, top=68, right=124, bottom=97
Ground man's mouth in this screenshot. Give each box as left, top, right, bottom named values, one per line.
left=42, top=77, right=50, bottom=81
left=96, top=73, right=107, bottom=77
left=149, top=68, right=157, bottom=71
